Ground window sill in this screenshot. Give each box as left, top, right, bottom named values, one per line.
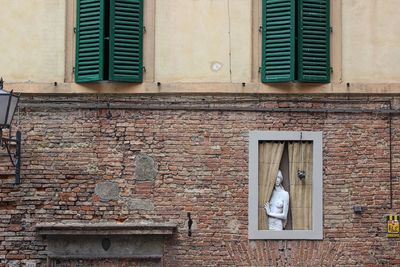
left=36, top=222, right=177, bottom=236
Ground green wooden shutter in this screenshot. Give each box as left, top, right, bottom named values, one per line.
left=75, top=0, right=105, bottom=82
left=262, top=0, right=296, bottom=83
left=297, top=0, right=330, bottom=82
left=109, top=0, right=143, bottom=82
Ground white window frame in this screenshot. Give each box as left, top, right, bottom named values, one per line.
left=248, top=131, right=323, bottom=240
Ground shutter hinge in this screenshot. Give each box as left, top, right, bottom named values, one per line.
left=330, top=26, right=333, bottom=33
left=258, top=26, right=263, bottom=33
left=143, top=26, right=146, bottom=33
left=330, top=67, right=333, bottom=73
left=258, top=67, right=262, bottom=73
left=73, top=67, right=75, bottom=74
left=74, top=27, right=77, bottom=34
left=143, top=66, right=146, bottom=73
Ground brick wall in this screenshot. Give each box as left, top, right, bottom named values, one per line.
left=0, top=95, right=399, bottom=266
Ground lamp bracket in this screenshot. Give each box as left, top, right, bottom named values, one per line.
left=0, top=129, right=21, bottom=184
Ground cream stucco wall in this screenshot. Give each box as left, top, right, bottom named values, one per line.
left=1, top=0, right=400, bottom=93
left=155, top=0, right=251, bottom=83
left=0, top=0, right=66, bottom=83
left=342, top=0, right=400, bottom=83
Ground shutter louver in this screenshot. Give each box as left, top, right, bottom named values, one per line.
left=262, top=0, right=296, bottom=83
left=75, top=0, right=105, bottom=82
left=298, top=0, right=330, bottom=82
left=109, top=0, right=143, bottom=82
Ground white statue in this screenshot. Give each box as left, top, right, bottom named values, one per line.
left=264, top=170, right=289, bottom=230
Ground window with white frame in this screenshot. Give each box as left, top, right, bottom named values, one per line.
left=248, top=131, right=323, bottom=240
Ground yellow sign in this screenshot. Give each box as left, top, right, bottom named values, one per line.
left=387, top=215, right=399, bottom=238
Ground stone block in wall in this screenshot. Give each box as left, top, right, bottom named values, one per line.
left=135, top=154, right=157, bottom=181
left=94, top=181, right=120, bottom=201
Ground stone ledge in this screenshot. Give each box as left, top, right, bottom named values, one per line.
left=47, top=255, right=163, bottom=260
left=36, top=222, right=177, bottom=236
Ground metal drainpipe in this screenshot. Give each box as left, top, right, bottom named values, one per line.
left=389, top=100, right=393, bottom=209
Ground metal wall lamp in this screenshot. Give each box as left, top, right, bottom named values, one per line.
left=0, top=78, right=21, bottom=184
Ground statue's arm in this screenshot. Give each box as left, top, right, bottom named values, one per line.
left=264, top=202, right=271, bottom=214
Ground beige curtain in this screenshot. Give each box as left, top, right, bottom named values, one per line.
left=258, top=142, right=284, bottom=230
left=288, top=142, right=313, bottom=230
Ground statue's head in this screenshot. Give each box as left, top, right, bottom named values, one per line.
left=275, top=170, right=283, bottom=186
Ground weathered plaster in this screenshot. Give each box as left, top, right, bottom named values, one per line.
left=0, top=0, right=65, bottom=82
left=343, top=0, right=400, bottom=82
left=155, top=0, right=251, bottom=83
left=2, top=0, right=400, bottom=93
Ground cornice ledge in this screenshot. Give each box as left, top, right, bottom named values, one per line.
left=36, top=221, right=177, bottom=236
